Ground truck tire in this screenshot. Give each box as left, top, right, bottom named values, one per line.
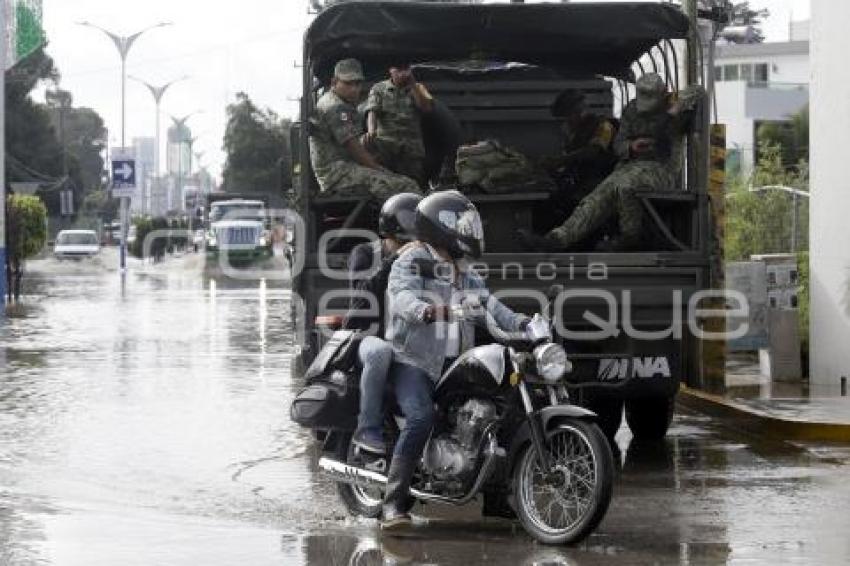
left=624, top=395, right=675, bottom=440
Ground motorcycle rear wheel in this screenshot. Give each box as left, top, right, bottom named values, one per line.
left=335, top=434, right=385, bottom=518
left=513, top=420, right=614, bottom=545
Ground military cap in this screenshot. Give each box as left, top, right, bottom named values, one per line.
left=334, top=58, right=365, bottom=82
left=635, top=73, right=667, bottom=112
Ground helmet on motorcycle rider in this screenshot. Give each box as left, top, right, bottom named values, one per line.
left=378, top=192, right=422, bottom=242
left=414, top=190, right=485, bottom=259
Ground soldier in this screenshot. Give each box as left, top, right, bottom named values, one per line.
left=519, top=74, right=704, bottom=251
left=309, top=58, right=421, bottom=201
left=364, top=63, right=433, bottom=187
left=541, top=90, right=618, bottom=222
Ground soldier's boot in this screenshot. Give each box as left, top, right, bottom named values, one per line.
left=381, top=457, right=415, bottom=531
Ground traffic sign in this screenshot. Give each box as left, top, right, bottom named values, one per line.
left=111, top=147, right=137, bottom=198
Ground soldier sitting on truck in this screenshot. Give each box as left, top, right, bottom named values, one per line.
left=309, top=58, right=421, bottom=202
left=363, top=63, right=434, bottom=188
left=539, top=89, right=618, bottom=226
left=518, top=73, right=704, bottom=252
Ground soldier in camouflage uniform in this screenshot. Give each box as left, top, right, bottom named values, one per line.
left=519, top=74, right=704, bottom=251
left=309, top=58, right=421, bottom=201
left=364, top=64, right=433, bottom=187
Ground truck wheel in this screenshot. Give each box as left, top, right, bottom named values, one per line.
left=625, top=395, right=675, bottom=440
left=586, top=398, right=623, bottom=440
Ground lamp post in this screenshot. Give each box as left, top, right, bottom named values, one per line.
left=77, top=20, right=172, bottom=271
left=129, top=75, right=188, bottom=214
left=169, top=113, right=201, bottom=216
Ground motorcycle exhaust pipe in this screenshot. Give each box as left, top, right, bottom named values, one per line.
left=318, top=457, right=388, bottom=489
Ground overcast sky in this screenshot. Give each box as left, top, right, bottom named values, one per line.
left=41, top=0, right=811, bottom=182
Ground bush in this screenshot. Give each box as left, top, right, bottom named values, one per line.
left=5, top=194, right=48, bottom=300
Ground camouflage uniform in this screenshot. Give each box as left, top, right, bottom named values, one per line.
left=309, top=90, right=420, bottom=201
left=545, top=76, right=704, bottom=249
left=365, top=79, right=427, bottom=184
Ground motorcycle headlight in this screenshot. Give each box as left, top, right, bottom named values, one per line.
left=534, top=343, right=570, bottom=383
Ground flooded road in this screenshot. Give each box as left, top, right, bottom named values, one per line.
left=2, top=250, right=850, bottom=565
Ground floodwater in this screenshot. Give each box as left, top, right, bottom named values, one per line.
left=2, top=249, right=850, bottom=565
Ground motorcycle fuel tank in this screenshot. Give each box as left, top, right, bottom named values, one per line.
left=435, top=344, right=509, bottom=396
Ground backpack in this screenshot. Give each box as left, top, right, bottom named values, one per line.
left=289, top=330, right=363, bottom=430
left=455, top=140, right=554, bottom=194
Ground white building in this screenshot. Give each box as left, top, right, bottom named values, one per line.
left=714, top=28, right=810, bottom=172
left=810, top=2, right=850, bottom=388
left=130, top=137, right=155, bottom=215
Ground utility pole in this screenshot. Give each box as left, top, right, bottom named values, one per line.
left=77, top=21, right=172, bottom=272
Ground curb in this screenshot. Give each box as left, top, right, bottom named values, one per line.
left=678, top=386, right=850, bottom=442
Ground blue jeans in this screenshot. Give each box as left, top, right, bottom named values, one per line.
left=389, top=362, right=435, bottom=460
left=357, top=336, right=394, bottom=433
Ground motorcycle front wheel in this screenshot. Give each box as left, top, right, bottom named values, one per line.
left=513, top=420, right=614, bottom=545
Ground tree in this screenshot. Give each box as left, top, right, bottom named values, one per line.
left=222, top=92, right=291, bottom=194
left=725, top=143, right=808, bottom=262
left=757, top=105, right=809, bottom=170
left=5, top=49, right=65, bottom=209
left=6, top=48, right=108, bottom=221
left=5, top=195, right=47, bottom=302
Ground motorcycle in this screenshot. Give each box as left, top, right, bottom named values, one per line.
left=291, top=290, right=614, bottom=545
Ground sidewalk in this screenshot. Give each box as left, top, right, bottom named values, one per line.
left=678, top=353, right=850, bottom=442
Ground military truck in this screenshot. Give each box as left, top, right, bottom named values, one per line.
left=204, top=194, right=273, bottom=265
left=291, top=1, right=721, bottom=440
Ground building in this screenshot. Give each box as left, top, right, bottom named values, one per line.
left=810, top=2, right=850, bottom=388
left=130, top=137, right=155, bottom=215
left=714, top=25, right=810, bottom=173
left=166, top=122, right=192, bottom=178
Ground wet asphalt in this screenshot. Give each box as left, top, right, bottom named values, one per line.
left=2, top=249, right=850, bottom=566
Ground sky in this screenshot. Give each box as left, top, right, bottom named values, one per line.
left=40, top=0, right=811, bottom=183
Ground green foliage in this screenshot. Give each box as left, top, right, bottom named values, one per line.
left=757, top=105, right=809, bottom=169
left=222, top=92, right=291, bottom=194
left=130, top=217, right=153, bottom=259
left=6, top=48, right=108, bottom=220
left=725, top=143, right=809, bottom=261
left=6, top=194, right=48, bottom=260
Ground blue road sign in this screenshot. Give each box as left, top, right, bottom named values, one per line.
left=111, top=148, right=137, bottom=198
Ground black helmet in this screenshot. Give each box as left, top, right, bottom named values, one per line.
left=414, top=190, right=484, bottom=259
left=378, top=192, right=422, bottom=241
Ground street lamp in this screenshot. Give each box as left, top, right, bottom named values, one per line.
left=77, top=20, right=172, bottom=271
left=129, top=75, right=187, bottom=216
left=129, top=75, right=188, bottom=178
left=168, top=112, right=202, bottom=217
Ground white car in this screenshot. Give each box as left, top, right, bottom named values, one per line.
left=54, top=230, right=101, bottom=260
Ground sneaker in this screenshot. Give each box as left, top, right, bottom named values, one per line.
left=352, top=428, right=386, bottom=455
left=380, top=507, right=412, bottom=531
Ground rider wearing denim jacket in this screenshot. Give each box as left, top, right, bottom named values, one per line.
left=380, top=190, right=529, bottom=530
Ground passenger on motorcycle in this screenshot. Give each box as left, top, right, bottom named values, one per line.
left=381, top=190, right=530, bottom=529
left=344, top=192, right=422, bottom=455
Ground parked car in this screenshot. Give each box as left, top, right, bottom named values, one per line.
left=54, top=230, right=101, bottom=260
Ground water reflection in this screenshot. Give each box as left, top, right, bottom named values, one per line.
left=2, top=254, right=850, bottom=565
